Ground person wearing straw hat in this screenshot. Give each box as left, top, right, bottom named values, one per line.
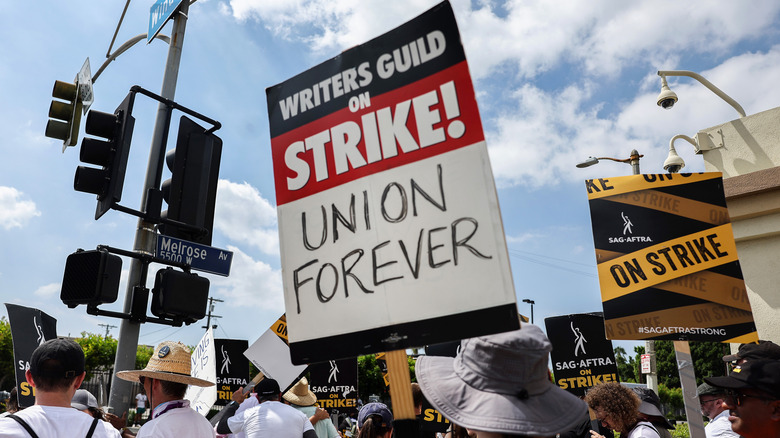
left=416, top=324, right=587, bottom=437
left=284, top=377, right=340, bottom=438
left=216, top=378, right=318, bottom=438
left=116, top=341, right=216, bottom=438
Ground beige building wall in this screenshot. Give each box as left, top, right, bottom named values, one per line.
left=697, top=106, right=780, bottom=346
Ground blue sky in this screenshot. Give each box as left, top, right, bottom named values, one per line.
left=2, top=0, right=780, bottom=354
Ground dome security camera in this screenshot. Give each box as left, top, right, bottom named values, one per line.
left=657, top=77, right=678, bottom=110
left=663, top=150, right=685, bottom=173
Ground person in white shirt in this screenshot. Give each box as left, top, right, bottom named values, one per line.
left=697, top=383, right=740, bottom=438
left=0, top=338, right=119, bottom=438
left=116, top=341, right=216, bottom=438
left=215, top=378, right=318, bottom=438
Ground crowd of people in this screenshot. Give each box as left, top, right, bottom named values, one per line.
left=1, top=328, right=779, bottom=438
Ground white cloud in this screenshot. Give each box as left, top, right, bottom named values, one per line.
left=0, top=186, right=40, bottom=230
left=210, top=245, right=285, bottom=312
left=34, top=282, right=60, bottom=298
left=215, top=180, right=279, bottom=255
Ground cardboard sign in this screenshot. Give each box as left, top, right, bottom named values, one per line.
left=544, top=313, right=618, bottom=397
left=214, top=339, right=250, bottom=405
left=586, top=173, right=758, bottom=342
left=184, top=327, right=217, bottom=415
left=266, top=0, right=518, bottom=364
left=4, top=304, right=57, bottom=408
left=244, top=314, right=308, bottom=390
left=310, top=358, right=359, bottom=415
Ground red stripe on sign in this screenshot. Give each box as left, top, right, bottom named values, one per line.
left=271, top=61, right=484, bottom=206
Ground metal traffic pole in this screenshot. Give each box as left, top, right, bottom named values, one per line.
left=108, top=0, right=191, bottom=412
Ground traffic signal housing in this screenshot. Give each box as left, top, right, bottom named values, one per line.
left=45, top=80, right=83, bottom=147
left=74, top=93, right=135, bottom=219
left=150, top=268, right=209, bottom=324
left=159, top=116, right=222, bottom=246
left=61, top=249, right=122, bottom=308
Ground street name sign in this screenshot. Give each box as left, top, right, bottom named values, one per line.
left=148, top=0, right=184, bottom=43
left=156, top=234, right=233, bottom=276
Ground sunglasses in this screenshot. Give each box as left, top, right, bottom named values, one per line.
left=699, top=398, right=721, bottom=406
left=724, top=389, right=776, bottom=407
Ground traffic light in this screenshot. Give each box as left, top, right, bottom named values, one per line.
left=45, top=80, right=83, bottom=147
left=159, top=115, right=222, bottom=245
left=150, top=268, right=209, bottom=324
left=61, top=249, right=122, bottom=308
left=74, top=93, right=135, bottom=219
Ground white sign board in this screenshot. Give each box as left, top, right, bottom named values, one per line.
left=244, top=316, right=307, bottom=390
left=266, top=2, right=518, bottom=364
left=185, top=327, right=217, bottom=415
left=641, top=353, right=651, bottom=374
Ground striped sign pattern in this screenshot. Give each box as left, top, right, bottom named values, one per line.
left=586, top=173, right=758, bottom=343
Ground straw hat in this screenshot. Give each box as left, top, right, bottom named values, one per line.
left=283, top=377, right=318, bottom=406
left=117, top=341, right=214, bottom=387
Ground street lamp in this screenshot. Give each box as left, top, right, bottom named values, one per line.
left=576, top=149, right=643, bottom=175
left=522, top=299, right=535, bottom=324
left=656, top=70, right=746, bottom=118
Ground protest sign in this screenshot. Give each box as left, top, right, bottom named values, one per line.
left=309, top=358, right=358, bottom=415
left=244, top=314, right=308, bottom=390
left=267, top=0, right=518, bottom=364
left=184, top=327, right=217, bottom=415
left=5, top=304, right=57, bottom=408
left=586, top=173, right=758, bottom=342
left=544, top=313, right=618, bottom=397
left=214, top=339, right=249, bottom=405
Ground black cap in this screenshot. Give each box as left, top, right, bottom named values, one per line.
left=255, top=378, right=281, bottom=396
left=632, top=388, right=674, bottom=430
left=30, top=339, right=85, bottom=379
left=722, top=340, right=780, bottom=362
left=705, top=359, right=780, bottom=398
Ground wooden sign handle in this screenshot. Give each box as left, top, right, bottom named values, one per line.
left=386, top=349, right=416, bottom=420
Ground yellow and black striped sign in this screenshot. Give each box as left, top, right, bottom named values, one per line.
left=586, top=173, right=757, bottom=343
left=271, top=314, right=289, bottom=344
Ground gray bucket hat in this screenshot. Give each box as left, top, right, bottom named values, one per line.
left=416, top=324, right=586, bottom=436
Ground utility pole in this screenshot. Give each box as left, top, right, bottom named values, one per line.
left=108, top=1, right=190, bottom=412
left=202, top=297, right=223, bottom=330
left=98, top=323, right=117, bottom=339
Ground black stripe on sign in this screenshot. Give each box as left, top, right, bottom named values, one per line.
left=288, top=303, right=519, bottom=364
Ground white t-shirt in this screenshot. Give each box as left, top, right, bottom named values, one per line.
left=136, top=401, right=216, bottom=438
left=0, top=405, right=120, bottom=438
left=627, top=421, right=661, bottom=438
left=136, top=393, right=148, bottom=409
left=226, top=400, right=314, bottom=438
left=705, top=410, right=740, bottom=438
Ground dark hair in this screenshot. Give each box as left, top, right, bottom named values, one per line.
left=30, top=359, right=80, bottom=391
left=448, top=423, right=471, bottom=438
left=158, top=380, right=188, bottom=399
left=411, top=383, right=423, bottom=408
left=358, top=415, right=392, bottom=438
left=6, top=387, right=19, bottom=414
left=87, top=406, right=105, bottom=420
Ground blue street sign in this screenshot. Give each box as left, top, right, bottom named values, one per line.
left=148, top=0, right=184, bottom=43
left=156, top=234, right=233, bottom=277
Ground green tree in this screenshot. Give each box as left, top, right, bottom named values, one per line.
left=0, top=317, right=14, bottom=391
left=654, top=340, right=730, bottom=388
left=633, top=345, right=645, bottom=384
left=135, top=344, right=154, bottom=370
left=614, top=346, right=637, bottom=383
left=76, top=332, right=117, bottom=371
left=358, top=354, right=388, bottom=403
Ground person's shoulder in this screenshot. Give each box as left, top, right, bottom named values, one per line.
left=96, top=420, right=123, bottom=438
